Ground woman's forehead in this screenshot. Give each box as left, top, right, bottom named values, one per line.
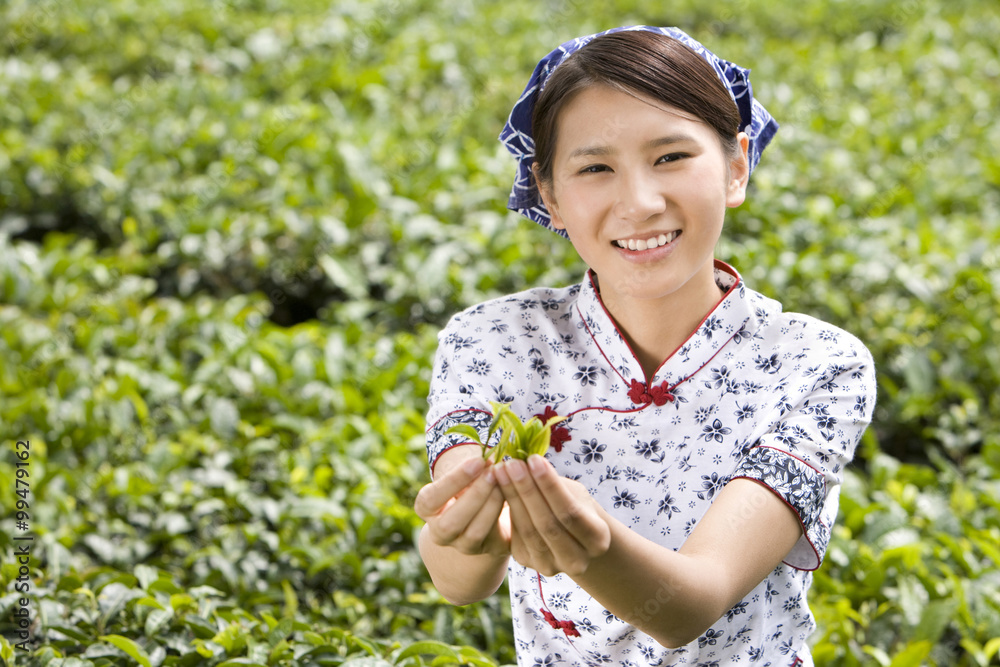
left=554, top=85, right=715, bottom=153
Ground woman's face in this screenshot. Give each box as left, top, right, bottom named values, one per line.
left=537, top=84, right=749, bottom=312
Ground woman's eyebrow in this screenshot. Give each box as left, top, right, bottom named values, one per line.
left=567, top=144, right=614, bottom=159
left=568, top=134, right=698, bottom=160
left=644, top=133, right=697, bottom=150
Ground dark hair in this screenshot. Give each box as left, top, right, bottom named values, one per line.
left=531, top=30, right=742, bottom=189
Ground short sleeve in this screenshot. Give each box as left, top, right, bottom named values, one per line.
left=425, top=313, right=496, bottom=478
left=730, top=339, right=876, bottom=570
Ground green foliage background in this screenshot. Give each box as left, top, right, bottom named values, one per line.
left=1, top=0, right=999, bottom=665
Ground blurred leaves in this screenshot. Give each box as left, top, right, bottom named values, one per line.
left=0, top=0, right=999, bottom=665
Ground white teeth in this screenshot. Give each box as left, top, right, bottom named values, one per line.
left=615, top=231, right=678, bottom=250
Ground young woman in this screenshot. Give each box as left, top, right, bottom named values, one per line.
left=415, top=26, right=875, bottom=667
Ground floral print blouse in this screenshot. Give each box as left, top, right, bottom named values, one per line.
left=425, top=261, right=876, bottom=667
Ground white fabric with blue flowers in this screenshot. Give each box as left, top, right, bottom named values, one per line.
left=425, top=261, right=876, bottom=667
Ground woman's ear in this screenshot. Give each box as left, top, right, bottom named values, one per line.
left=532, top=163, right=565, bottom=230
left=726, top=132, right=751, bottom=208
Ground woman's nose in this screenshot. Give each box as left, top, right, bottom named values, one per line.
left=614, top=169, right=667, bottom=223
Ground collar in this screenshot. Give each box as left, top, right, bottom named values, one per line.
left=575, top=260, right=754, bottom=395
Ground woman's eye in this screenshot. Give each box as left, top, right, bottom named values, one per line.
left=656, top=153, right=687, bottom=164
left=580, top=164, right=611, bottom=174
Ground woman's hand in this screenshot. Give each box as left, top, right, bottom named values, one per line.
left=494, top=454, right=612, bottom=577
left=415, top=454, right=511, bottom=559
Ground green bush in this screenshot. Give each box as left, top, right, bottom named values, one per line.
left=0, top=232, right=515, bottom=663
left=1, top=0, right=999, bottom=665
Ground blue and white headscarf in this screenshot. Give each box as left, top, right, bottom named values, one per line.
left=499, top=26, right=779, bottom=236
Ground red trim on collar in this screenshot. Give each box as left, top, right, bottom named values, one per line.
left=648, top=260, right=741, bottom=380
left=577, top=297, right=632, bottom=387
left=582, top=260, right=742, bottom=385
left=579, top=260, right=744, bottom=408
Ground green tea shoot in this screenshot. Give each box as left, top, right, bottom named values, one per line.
left=447, top=402, right=568, bottom=463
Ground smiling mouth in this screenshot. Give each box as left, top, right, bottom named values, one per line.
left=613, top=231, right=680, bottom=251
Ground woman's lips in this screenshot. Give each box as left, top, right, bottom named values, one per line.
left=612, top=231, right=682, bottom=261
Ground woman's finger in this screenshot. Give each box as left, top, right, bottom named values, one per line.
left=509, top=458, right=590, bottom=567
left=495, top=461, right=550, bottom=567
left=414, top=456, right=486, bottom=520
left=454, top=484, right=507, bottom=555
left=430, top=467, right=503, bottom=544
left=525, top=455, right=611, bottom=557
left=498, top=459, right=590, bottom=574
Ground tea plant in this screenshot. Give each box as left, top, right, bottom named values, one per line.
left=1, top=0, right=998, bottom=665
left=447, top=402, right=567, bottom=463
